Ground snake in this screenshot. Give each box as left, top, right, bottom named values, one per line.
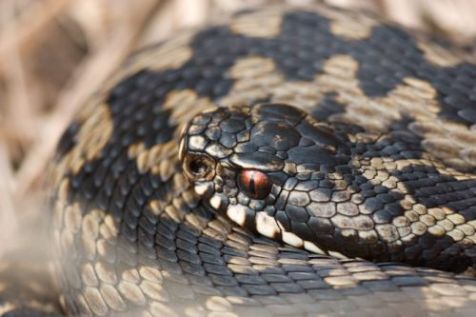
left=11, top=3, right=476, bottom=317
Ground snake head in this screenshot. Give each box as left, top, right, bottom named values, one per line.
left=179, top=103, right=352, bottom=252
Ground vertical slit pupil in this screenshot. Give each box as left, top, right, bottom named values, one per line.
left=249, top=173, right=256, bottom=196
left=239, top=170, right=271, bottom=200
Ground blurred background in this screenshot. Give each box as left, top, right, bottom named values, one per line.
left=1, top=0, right=476, bottom=263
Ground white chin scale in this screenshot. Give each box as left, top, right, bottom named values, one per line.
left=226, top=204, right=250, bottom=226
left=226, top=205, right=327, bottom=256
left=276, top=219, right=327, bottom=255
left=255, top=211, right=280, bottom=239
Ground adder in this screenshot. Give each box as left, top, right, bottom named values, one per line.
left=8, top=3, right=476, bottom=317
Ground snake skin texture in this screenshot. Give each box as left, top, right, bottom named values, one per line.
left=44, top=4, right=476, bottom=317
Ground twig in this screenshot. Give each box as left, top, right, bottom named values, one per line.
left=0, top=0, right=71, bottom=73
left=0, top=142, right=17, bottom=257
left=14, top=0, right=163, bottom=198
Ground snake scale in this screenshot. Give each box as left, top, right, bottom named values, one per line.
left=25, top=3, right=476, bottom=317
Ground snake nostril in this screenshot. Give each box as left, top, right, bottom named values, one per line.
left=189, top=159, right=209, bottom=175
left=183, top=154, right=215, bottom=180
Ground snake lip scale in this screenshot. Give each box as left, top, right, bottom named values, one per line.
left=44, top=3, right=476, bottom=317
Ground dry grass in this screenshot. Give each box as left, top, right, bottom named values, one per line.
left=0, top=0, right=476, bottom=256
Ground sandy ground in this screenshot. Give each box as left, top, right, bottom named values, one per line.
left=0, top=0, right=476, bottom=262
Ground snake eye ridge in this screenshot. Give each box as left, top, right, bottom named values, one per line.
left=238, top=170, right=272, bottom=200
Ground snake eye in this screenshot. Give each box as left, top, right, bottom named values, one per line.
left=238, top=170, right=272, bottom=200
left=183, top=154, right=215, bottom=180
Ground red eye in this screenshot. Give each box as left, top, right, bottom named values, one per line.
left=238, top=170, right=272, bottom=200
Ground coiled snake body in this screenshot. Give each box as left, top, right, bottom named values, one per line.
left=48, top=4, right=476, bottom=317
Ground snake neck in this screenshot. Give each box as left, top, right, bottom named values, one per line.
left=291, top=129, right=476, bottom=272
